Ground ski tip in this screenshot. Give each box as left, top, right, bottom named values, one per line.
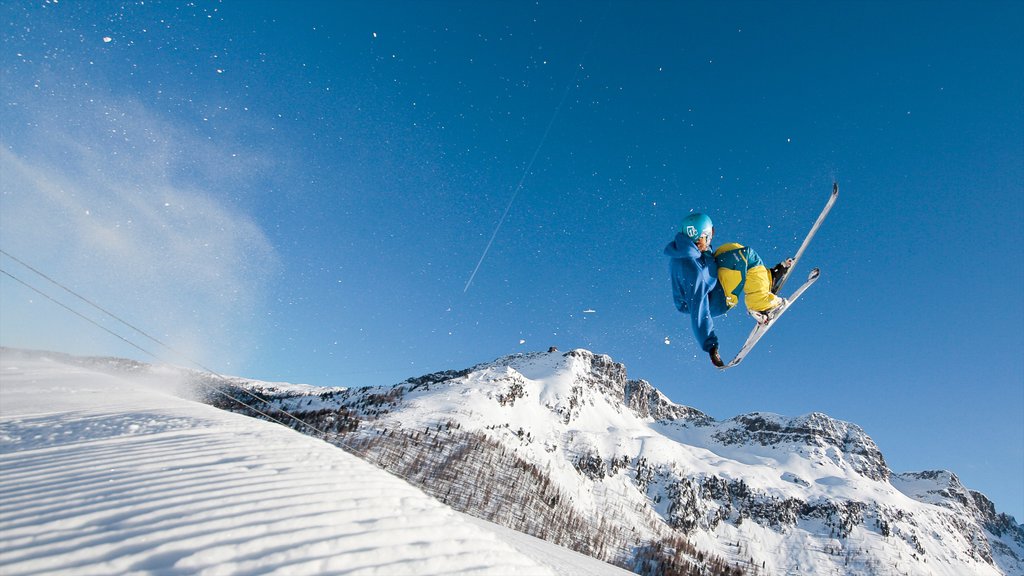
left=809, top=268, right=820, bottom=280
left=832, top=182, right=839, bottom=195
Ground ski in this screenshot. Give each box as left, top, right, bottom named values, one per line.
left=773, top=182, right=839, bottom=294
left=718, top=268, right=819, bottom=370
left=717, top=183, right=838, bottom=370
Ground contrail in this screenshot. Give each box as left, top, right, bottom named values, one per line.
left=462, top=95, right=565, bottom=293
left=463, top=5, right=609, bottom=294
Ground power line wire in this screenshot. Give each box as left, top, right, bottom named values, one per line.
left=0, top=249, right=423, bottom=487
left=1, top=268, right=159, bottom=360
left=1, top=248, right=202, bottom=371
left=0, top=249, right=335, bottom=443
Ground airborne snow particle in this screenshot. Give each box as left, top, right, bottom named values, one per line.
left=103, top=37, right=112, bottom=43
left=664, top=337, right=671, bottom=345
left=519, top=339, right=526, bottom=345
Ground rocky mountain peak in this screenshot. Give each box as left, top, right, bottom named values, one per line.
left=562, top=348, right=628, bottom=394
left=714, top=411, right=890, bottom=481
left=623, top=378, right=713, bottom=425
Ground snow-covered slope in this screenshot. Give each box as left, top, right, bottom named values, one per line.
left=219, top=348, right=1024, bottom=576
left=0, top=349, right=631, bottom=576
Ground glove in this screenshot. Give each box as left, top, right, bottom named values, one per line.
left=709, top=345, right=724, bottom=368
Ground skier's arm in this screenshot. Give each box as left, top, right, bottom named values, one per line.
left=680, top=259, right=718, bottom=353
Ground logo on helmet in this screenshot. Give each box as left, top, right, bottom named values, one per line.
left=686, top=225, right=698, bottom=239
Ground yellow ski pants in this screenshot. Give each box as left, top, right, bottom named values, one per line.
left=713, top=243, right=782, bottom=312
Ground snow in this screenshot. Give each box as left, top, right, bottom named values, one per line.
left=4, top=348, right=1019, bottom=575
left=0, top=351, right=631, bottom=576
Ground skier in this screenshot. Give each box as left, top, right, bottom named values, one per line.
left=665, top=213, right=792, bottom=367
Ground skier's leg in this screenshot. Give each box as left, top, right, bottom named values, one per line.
left=713, top=243, right=747, bottom=309
left=740, top=247, right=784, bottom=312
left=716, top=267, right=743, bottom=309
left=744, top=267, right=783, bottom=311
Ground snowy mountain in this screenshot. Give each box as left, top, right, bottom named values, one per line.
left=0, top=348, right=632, bottom=576
left=205, top=348, right=1024, bottom=576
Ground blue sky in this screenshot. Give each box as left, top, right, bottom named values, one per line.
left=2, top=1, right=1021, bottom=520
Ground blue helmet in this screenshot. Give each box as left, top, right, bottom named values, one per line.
left=681, top=213, right=713, bottom=244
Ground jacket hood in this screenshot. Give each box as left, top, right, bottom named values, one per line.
left=664, top=232, right=702, bottom=259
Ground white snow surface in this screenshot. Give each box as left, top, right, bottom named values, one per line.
left=0, top=351, right=631, bottom=576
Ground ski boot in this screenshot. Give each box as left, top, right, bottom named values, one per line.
left=750, top=297, right=788, bottom=326
left=770, top=258, right=795, bottom=294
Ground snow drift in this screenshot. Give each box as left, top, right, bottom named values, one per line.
left=0, top=348, right=630, bottom=576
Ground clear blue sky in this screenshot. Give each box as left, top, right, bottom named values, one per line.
left=2, top=1, right=1021, bottom=520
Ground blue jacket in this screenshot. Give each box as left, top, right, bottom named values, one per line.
left=664, top=233, right=727, bottom=352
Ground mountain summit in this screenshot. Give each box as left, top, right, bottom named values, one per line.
left=210, top=348, right=1022, bottom=575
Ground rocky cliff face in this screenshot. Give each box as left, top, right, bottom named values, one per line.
left=624, top=378, right=714, bottom=424
left=893, top=470, right=1024, bottom=571
left=710, top=411, right=890, bottom=481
